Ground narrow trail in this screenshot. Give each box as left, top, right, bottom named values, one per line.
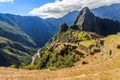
left=31, top=49, right=41, bottom=65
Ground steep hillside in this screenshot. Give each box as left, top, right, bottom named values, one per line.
left=0, top=21, right=36, bottom=47
left=0, top=14, right=56, bottom=47
left=75, top=7, right=120, bottom=36
left=33, top=7, right=120, bottom=69
left=0, top=13, right=58, bottom=67
left=0, top=16, right=37, bottom=67
left=0, top=37, right=36, bottom=67
left=1, top=32, right=120, bottom=80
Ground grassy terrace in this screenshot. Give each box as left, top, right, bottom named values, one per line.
left=80, top=40, right=93, bottom=47
left=105, top=34, right=120, bottom=44
left=73, top=32, right=90, bottom=41
left=73, top=32, right=92, bottom=47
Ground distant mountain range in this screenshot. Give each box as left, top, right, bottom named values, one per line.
left=0, top=3, right=120, bottom=67
left=46, top=3, right=120, bottom=28
left=92, top=3, right=120, bottom=20
left=44, top=3, right=120, bottom=37
left=0, top=14, right=57, bottom=47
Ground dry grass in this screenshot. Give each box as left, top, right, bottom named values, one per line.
left=0, top=57, right=120, bottom=80
left=105, top=34, right=120, bottom=43
left=1, top=37, right=120, bottom=80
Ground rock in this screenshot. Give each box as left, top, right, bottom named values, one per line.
left=100, top=39, right=105, bottom=45
left=82, top=61, right=88, bottom=65
left=75, top=49, right=84, bottom=57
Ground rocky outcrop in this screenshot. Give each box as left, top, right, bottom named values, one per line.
left=58, top=23, right=69, bottom=33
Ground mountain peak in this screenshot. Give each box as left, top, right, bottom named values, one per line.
left=74, top=7, right=95, bottom=30
left=73, top=7, right=120, bottom=36
left=82, top=7, right=90, bottom=13
left=76, top=7, right=92, bottom=18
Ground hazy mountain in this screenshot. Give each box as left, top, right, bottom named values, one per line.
left=0, top=13, right=58, bottom=67
left=46, top=11, right=78, bottom=26
left=0, top=14, right=56, bottom=47
left=92, top=3, right=120, bottom=21
left=47, top=3, right=120, bottom=31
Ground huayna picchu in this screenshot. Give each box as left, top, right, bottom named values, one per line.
left=32, top=7, right=120, bottom=70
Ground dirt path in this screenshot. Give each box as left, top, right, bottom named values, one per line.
left=31, top=49, right=41, bottom=65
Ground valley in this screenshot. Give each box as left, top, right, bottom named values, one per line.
left=31, top=49, right=41, bottom=65
left=0, top=3, right=120, bottom=80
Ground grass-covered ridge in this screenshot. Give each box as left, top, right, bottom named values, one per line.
left=0, top=36, right=36, bottom=67
left=0, top=20, right=38, bottom=67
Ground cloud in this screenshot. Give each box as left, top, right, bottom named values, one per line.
left=29, top=0, right=120, bottom=19
left=0, top=0, right=13, bottom=3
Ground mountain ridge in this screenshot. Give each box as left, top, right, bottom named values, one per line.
left=0, top=13, right=55, bottom=67
left=75, top=7, right=120, bottom=36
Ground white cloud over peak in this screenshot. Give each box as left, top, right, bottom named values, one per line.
left=0, top=0, right=13, bottom=3
left=29, top=0, right=120, bottom=19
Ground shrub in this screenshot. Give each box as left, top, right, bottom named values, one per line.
left=9, top=64, right=16, bottom=68
left=21, top=65, right=37, bottom=70
left=35, top=46, right=79, bottom=70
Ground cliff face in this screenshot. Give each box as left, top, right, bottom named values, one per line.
left=74, top=7, right=96, bottom=31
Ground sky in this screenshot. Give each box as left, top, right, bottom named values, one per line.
left=0, top=0, right=54, bottom=16
left=0, top=0, right=120, bottom=19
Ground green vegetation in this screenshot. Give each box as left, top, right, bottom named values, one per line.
left=35, top=27, right=94, bottom=70
left=73, top=32, right=90, bottom=41
left=80, top=40, right=92, bottom=47
left=0, top=21, right=36, bottom=46
left=105, top=34, right=120, bottom=44
left=0, top=37, right=9, bottom=43
left=105, top=34, right=117, bottom=40
left=0, top=20, right=37, bottom=67
left=52, top=30, right=71, bottom=43
left=21, top=65, right=37, bottom=70
left=34, top=45, right=79, bottom=69
left=9, top=64, right=16, bottom=68
left=0, top=36, right=36, bottom=67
